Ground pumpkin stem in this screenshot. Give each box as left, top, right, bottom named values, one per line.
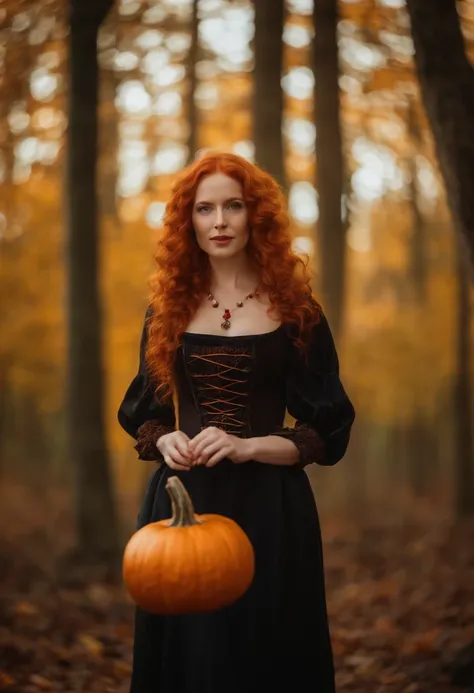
left=166, top=476, right=200, bottom=527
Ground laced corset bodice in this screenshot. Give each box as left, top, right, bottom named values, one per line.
left=185, top=342, right=254, bottom=435
left=174, top=328, right=289, bottom=440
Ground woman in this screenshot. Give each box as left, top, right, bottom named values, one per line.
left=118, top=151, right=355, bottom=693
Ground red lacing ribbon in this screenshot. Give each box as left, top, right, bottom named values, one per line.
left=188, top=349, right=252, bottom=433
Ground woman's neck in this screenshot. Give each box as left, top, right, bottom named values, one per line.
left=208, top=256, right=258, bottom=296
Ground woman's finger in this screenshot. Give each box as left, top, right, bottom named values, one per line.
left=189, top=427, right=221, bottom=449
left=197, top=440, right=231, bottom=466
left=205, top=448, right=230, bottom=468
left=175, top=438, right=192, bottom=460
left=168, top=447, right=194, bottom=467
left=164, top=455, right=191, bottom=471
left=192, top=432, right=224, bottom=459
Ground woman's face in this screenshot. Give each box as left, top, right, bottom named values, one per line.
left=192, top=173, right=249, bottom=259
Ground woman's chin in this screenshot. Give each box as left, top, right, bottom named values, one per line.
left=204, top=245, right=246, bottom=259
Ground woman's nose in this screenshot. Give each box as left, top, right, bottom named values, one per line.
left=214, top=207, right=227, bottom=229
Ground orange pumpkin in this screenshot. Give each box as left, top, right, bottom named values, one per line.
left=122, top=475, right=255, bottom=614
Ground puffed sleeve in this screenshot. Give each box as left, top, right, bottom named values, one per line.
left=117, top=306, right=176, bottom=461
left=274, top=314, right=355, bottom=467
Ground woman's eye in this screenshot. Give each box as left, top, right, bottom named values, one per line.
left=197, top=205, right=212, bottom=213
left=227, top=201, right=244, bottom=210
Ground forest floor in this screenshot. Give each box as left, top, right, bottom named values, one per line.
left=0, top=483, right=473, bottom=693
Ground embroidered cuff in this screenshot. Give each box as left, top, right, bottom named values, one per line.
left=273, top=423, right=324, bottom=468
left=135, top=420, right=175, bottom=461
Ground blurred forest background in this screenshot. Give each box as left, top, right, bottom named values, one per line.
left=0, top=0, right=474, bottom=691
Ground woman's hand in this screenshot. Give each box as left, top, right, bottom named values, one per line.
left=188, top=427, right=252, bottom=467
left=157, top=430, right=194, bottom=471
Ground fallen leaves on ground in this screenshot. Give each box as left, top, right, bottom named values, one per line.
left=0, top=500, right=473, bottom=693
left=324, top=513, right=474, bottom=693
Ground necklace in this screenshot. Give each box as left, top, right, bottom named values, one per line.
left=207, top=290, right=259, bottom=330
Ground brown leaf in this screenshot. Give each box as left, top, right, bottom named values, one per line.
left=346, top=653, right=378, bottom=674
left=404, top=684, right=420, bottom=693
left=29, top=674, right=53, bottom=690
left=402, top=628, right=441, bottom=654
left=113, top=660, right=132, bottom=675
left=13, top=600, right=39, bottom=616
left=378, top=671, right=408, bottom=685
left=374, top=616, right=399, bottom=635
left=0, top=671, right=15, bottom=688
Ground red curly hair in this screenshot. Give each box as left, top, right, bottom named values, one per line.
left=146, top=151, right=321, bottom=398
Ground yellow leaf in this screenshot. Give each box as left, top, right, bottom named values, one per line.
left=78, top=634, right=104, bottom=656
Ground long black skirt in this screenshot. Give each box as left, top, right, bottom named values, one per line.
left=129, top=459, right=335, bottom=693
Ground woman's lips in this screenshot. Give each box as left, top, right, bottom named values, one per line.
left=210, top=235, right=233, bottom=244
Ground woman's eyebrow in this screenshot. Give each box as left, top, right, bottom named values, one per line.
left=194, top=197, right=245, bottom=205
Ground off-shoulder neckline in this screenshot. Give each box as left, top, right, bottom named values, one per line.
left=182, top=323, right=285, bottom=342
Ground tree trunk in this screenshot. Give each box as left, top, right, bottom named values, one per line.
left=407, top=417, right=432, bottom=498
left=100, top=63, right=118, bottom=219
left=1, top=8, right=33, bottom=224
left=405, top=0, right=474, bottom=265
left=0, top=359, right=9, bottom=472
left=66, top=0, right=119, bottom=564
left=312, top=0, right=346, bottom=336
left=187, top=0, right=199, bottom=163
left=454, top=238, right=474, bottom=517
left=344, top=417, right=367, bottom=516
left=253, top=0, right=285, bottom=188
left=406, top=96, right=427, bottom=303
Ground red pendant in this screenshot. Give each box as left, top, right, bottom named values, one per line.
left=223, top=309, right=231, bottom=320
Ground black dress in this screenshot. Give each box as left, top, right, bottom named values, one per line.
left=118, top=309, right=355, bottom=693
